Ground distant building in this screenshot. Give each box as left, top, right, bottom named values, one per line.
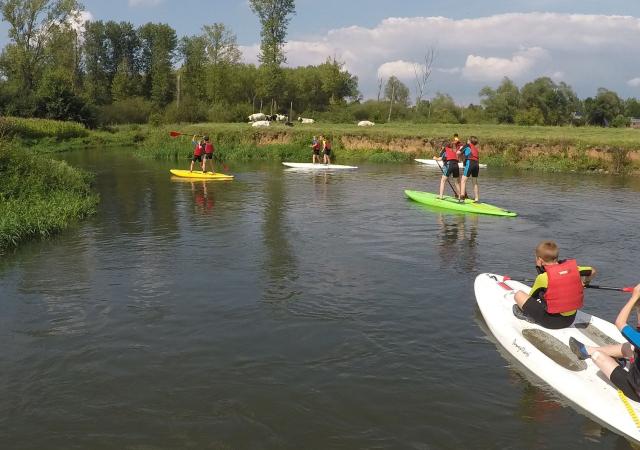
left=631, top=118, right=640, bottom=129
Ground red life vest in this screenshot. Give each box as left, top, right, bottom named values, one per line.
left=467, top=144, right=479, bottom=161
left=193, top=142, right=203, bottom=156
left=543, top=259, right=584, bottom=314
left=324, top=141, right=332, bottom=150
left=444, top=146, right=458, bottom=161
left=205, top=142, right=214, bottom=154
left=312, top=142, right=320, bottom=150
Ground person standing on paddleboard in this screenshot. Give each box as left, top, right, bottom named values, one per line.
left=458, top=136, right=481, bottom=202
left=202, top=135, right=215, bottom=173
left=569, top=284, right=640, bottom=402
left=322, top=136, right=332, bottom=165
left=190, top=135, right=204, bottom=172
left=513, top=240, right=596, bottom=329
left=311, top=136, right=321, bottom=164
left=438, top=140, right=461, bottom=200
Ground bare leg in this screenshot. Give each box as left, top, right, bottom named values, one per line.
left=514, top=291, right=529, bottom=309
left=473, top=177, right=479, bottom=202
left=460, top=176, right=468, bottom=200
left=439, top=176, right=447, bottom=199
left=591, top=350, right=625, bottom=379
left=190, top=160, right=194, bottom=172
left=454, top=178, right=461, bottom=197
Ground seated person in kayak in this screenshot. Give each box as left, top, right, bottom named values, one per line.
left=570, top=284, right=640, bottom=402
left=458, top=136, right=480, bottom=202
left=513, top=240, right=596, bottom=329
left=190, top=135, right=203, bottom=172
left=438, top=140, right=461, bottom=200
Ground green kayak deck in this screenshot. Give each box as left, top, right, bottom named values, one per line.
left=405, top=190, right=517, bottom=217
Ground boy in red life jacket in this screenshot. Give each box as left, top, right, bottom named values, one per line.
left=322, top=135, right=332, bottom=165
left=513, top=240, right=596, bottom=329
left=438, top=140, right=462, bottom=199
left=311, top=135, right=321, bottom=164
left=202, top=135, right=215, bottom=173
left=569, top=284, right=640, bottom=402
left=190, top=135, right=203, bottom=172
left=458, top=136, right=481, bottom=202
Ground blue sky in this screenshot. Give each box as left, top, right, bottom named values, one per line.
left=2, top=0, right=640, bottom=103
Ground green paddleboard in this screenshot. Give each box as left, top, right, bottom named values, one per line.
left=404, top=190, right=517, bottom=217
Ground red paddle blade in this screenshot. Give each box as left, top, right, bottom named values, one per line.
left=623, top=287, right=635, bottom=293
left=169, top=131, right=182, bottom=137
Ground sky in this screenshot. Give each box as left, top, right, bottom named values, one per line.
left=2, top=0, right=640, bottom=104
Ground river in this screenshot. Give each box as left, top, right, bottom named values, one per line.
left=2, top=149, right=640, bottom=449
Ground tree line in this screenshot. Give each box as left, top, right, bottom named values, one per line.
left=0, top=0, right=638, bottom=128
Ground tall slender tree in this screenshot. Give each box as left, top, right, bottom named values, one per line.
left=248, top=0, right=295, bottom=67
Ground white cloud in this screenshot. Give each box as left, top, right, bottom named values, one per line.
left=462, top=47, right=549, bottom=82
left=129, top=0, right=163, bottom=6
left=377, top=60, right=421, bottom=82
left=239, top=13, right=640, bottom=100
left=628, top=78, right=640, bottom=87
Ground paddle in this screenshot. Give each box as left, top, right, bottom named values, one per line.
left=170, top=131, right=202, bottom=138
left=504, top=276, right=634, bottom=292
left=434, top=158, right=459, bottom=198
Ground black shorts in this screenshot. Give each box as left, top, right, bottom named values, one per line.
left=192, top=154, right=203, bottom=162
left=313, top=149, right=320, bottom=155
left=611, top=366, right=640, bottom=402
left=204, top=153, right=214, bottom=160
left=443, top=160, right=459, bottom=178
left=324, top=149, right=331, bottom=156
left=521, top=297, right=576, bottom=329
left=463, top=160, right=480, bottom=178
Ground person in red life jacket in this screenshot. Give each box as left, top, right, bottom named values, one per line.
left=512, top=240, right=596, bottom=329
left=310, top=135, right=321, bottom=164
left=438, top=140, right=462, bottom=200
left=322, top=135, right=332, bottom=165
left=569, top=283, right=640, bottom=402
left=458, top=136, right=481, bottom=202
left=189, top=134, right=204, bottom=172
left=202, top=135, right=215, bottom=173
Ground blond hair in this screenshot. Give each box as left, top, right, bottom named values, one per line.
left=535, top=240, right=559, bottom=263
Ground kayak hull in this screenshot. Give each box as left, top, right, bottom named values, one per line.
left=404, top=190, right=517, bottom=217
left=415, top=158, right=487, bottom=169
left=170, top=169, right=234, bottom=180
left=282, top=162, right=358, bottom=170
left=475, top=273, right=640, bottom=444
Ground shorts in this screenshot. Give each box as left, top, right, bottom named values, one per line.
left=521, top=297, right=576, bottom=329
left=192, top=154, right=203, bottom=162
left=324, top=149, right=331, bottom=156
left=611, top=366, right=640, bottom=402
left=463, top=160, right=480, bottom=178
left=204, top=153, right=214, bottom=160
left=313, top=149, right=320, bottom=155
left=443, top=160, right=459, bottom=178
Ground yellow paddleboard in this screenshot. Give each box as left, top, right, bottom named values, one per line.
left=169, top=169, right=234, bottom=180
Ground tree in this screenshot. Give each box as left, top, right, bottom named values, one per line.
left=202, top=23, right=241, bottom=104
left=414, top=46, right=435, bottom=107
left=179, top=35, right=208, bottom=101
left=520, top=77, right=579, bottom=125
left=249, top=0, right=295, bottom=67
left=429, top=92, right=460, bottom=123
left=0, top=0, right=81, bottom=92
left=138, top=23, right=177, bottom=107
left=479, top=77, right=520, bottom=124
left=384, top=76, right=410, bottom=106
left=624, top=98, right=640, bottom=118
left=584, top=88, right=623, bottom=126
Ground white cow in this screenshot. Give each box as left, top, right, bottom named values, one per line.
left=248, top=113, right=267, bottom=122
left=357, top=120, right=375, bottom=127
left=275, top=114, right=287, bottom=122
left=251, top=120, right=270, bottom=128
left=297, top=117, right=315, bottom=124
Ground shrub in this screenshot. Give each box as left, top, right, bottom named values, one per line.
left=97, top=97, right=153, bottom=125
left=0, top=116, right=88, bottom=139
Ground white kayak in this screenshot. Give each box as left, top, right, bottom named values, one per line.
left=282, top=162, right=358, bottom=170
left=475, top=273, right=640, bottom=444
left=415, top=158, right=487, bottom=169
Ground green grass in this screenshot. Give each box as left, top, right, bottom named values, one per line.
left=0, top=116, right=88, bottom=140
left=0, top=142, right=99, bottom=251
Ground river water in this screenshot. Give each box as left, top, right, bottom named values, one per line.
left=2, top=149, right=640, bottom=449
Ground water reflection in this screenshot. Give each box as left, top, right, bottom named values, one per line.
left=189, top=180, right=215, bottom=214
left=262, top=169, right=298, bottom=304
left=435, top=211, right=478, bottom=272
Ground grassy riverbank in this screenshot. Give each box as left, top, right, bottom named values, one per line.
left=133, top=122, right=640, bottom=173
left=0, top=142, right=99, bottom=252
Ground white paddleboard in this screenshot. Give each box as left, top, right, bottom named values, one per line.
left=282, top=162, right=358, bottom=170
left=475, top=273, right=640, bottom=444
left=415, top=158, right=487, bottom=169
